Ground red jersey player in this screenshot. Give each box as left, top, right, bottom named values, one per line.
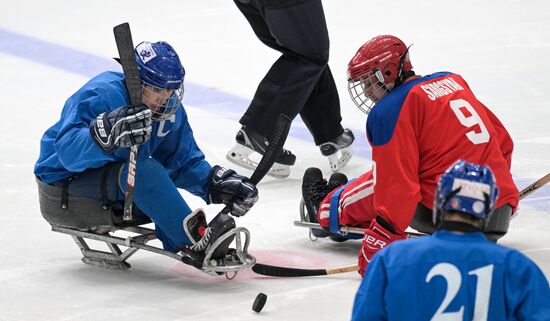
left=301, top=35, right=519, bottom=276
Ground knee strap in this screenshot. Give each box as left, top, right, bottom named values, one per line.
left=60, top=176, right=73, bottom=210
left=100, top=165, right=113, bottom=210
left=328, top=179, right=362, bottom=239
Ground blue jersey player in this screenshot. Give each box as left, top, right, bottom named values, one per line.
left=351, top=160, right=550, bottom=321
left=34, top=41, right=258, bottom=264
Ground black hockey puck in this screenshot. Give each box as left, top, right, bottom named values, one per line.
left=252, top=292, right=267, bottom=313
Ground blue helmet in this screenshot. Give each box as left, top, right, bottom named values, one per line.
left=134, top=41, right=185, bottom=89
left=434, top=160, right=499, bottom=225
left=134, top=41, right=185, bottom=121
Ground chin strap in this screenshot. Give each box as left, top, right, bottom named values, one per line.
left=395, top=70, right=416, bottom=87
left=394, top=45, right=415, bottom=87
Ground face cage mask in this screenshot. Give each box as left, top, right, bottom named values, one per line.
left=141, top=82, right=184, bottom=121
left=347, top=69, right=389, bottom=115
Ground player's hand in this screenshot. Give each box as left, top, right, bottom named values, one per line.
left=90, top=104, right=152, bottom=153
left=208, top=165, right=259, bottom=217
left=358, top=216, right=406, bottom=277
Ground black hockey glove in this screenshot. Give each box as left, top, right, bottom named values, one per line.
left=90, top=104, right=152, bottom=153
left=208, top=165, right=259, bottom=217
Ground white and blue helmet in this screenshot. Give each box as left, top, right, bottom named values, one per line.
left=434, top=160, right=499, bottom=225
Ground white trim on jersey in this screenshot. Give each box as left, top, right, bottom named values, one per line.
left=341, top=179, right=375, bottom=210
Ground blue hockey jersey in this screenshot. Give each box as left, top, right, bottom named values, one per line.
left=351, top=231, right=550, bottom=321
left=34, top=71, right=211, bottom=200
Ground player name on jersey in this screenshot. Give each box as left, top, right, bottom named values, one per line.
left=420, top=76, right=464, bottom=101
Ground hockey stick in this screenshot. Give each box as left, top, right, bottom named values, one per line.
left=213, top=114, right=292, bottom=222
left=291, top=173, right=549, bottom=237
left=252, top=222, right=421, bottom=277
left=518, top=172, right=550, bottom=200
left=255, top=174, right=550, bottom=278
left=249, top=115, right=292, bottom=185
left=114, top=22, right=142, bottom=221
left=293, top=221, right=426, bottom=238
left=252, top=263, right=358, bottom=277
left=181, top=114, right=292, bottom=271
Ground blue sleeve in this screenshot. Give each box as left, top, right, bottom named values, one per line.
left=153, top=108, right=211, bottom=202
left=54, top=90, right=118, bottom=172
left=506, top=252, right=550, bottom=320
left=366, top=72, right=453, bottom=146
left=351, top=254, right=388, bottom=321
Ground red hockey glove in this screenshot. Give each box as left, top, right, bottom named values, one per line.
left=358, top=216, right=406, bottom=277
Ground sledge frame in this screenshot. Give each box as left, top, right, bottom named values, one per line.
left=51, top=224, right=256, bottom=276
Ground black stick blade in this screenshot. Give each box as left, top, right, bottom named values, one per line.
left=251, top=263, right=327, bottom=277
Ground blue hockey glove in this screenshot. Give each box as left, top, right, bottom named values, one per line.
left=90, top=104, right=152, bottom=153
left=208, top=165, right=259, bottom=217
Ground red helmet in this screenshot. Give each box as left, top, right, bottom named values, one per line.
left=347, top=35, right=413, bottom=114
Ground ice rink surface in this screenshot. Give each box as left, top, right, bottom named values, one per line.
left=1, top=1, right=550, bottom=320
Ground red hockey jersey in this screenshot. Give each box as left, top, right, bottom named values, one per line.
left=367, top=72, right=518, bottom=232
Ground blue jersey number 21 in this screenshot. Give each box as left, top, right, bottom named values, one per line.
left=426, top=262, right=494, bottom=321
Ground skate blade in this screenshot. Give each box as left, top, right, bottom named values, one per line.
left=226, top=143, right=291, bottom=178
left=299, top=198, right=321, bottom=241
left=327, top=146, right=353, bottom=171
left=81, top=257, right=131, bottom=270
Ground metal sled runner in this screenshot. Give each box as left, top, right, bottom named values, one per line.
left=51, top=224, right=256, bottom=279
left=37, top=176, right=255, bottom=279
left=296, top=198, right=427, bottom=240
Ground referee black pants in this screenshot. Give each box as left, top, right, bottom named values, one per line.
left=234, top=0, right=344, bottom=145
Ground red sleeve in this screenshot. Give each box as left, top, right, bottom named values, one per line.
left=370, top=109, right=422, bottom=233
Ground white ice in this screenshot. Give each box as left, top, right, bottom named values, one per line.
left=1, top=1, right=549, bottom=320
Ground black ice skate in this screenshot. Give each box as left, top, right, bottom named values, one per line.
left=301, top=168, right=348, bottom=239
left=182, top=209, right=255, bottom=277
left=319, top=129, right=355, bottom=171
left=226, top=126, right=296, bottom=178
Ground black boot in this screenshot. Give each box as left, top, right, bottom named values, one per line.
left=302, top=168, right=348, bottom=237
left=319, top=129, right=354, bottom=171
left=236, top=126, right=296, bottom=165
left=184, top=210, right=236, bottom=260
left=227, top=126, right=296, bottom=178
left=328, top=172, right=349, bottom=187
left=207, top=214, right=236, bottom=260
left=319, top=129, right=355, bottom=157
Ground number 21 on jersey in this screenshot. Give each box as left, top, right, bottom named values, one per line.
left=426, top=262, right=494, bottom=321
left=449, top=99, right=490, bottom=145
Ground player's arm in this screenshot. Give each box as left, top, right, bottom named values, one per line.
left=369, top=117, right=422, bottom=232
left=351, top=253, right=388, bottom=321
left=506, top=252, right=550, bottom=320
left=156, top=109, right=258, bottom=217
left=55, top=95, right=120, bottom=172
left=153, top=108, right=211, bottom=201
left=358, top=106, right=420, bottom=275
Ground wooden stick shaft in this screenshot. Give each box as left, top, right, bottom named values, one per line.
left=518, top=172, right=550, bottom=200
left=261, top=171, right=550, bottom=278
left=326, top=264, right=359, bottom=275
left=315, top=173, right=550, bottom=277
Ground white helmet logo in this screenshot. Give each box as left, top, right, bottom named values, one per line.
left=136, top=42, right=157, bottom=64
